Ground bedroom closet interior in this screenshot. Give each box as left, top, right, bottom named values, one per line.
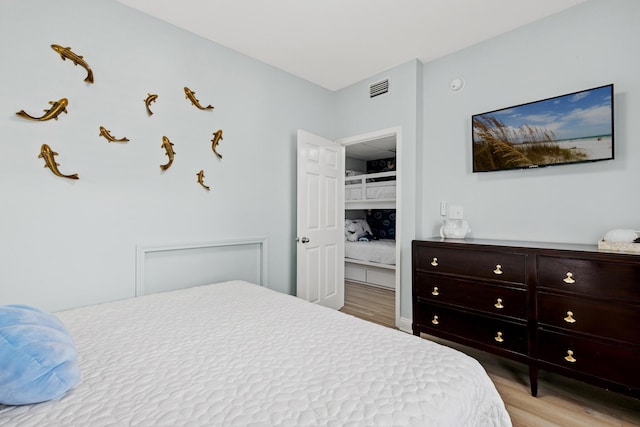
left=343, top=134, right=398, bottom=320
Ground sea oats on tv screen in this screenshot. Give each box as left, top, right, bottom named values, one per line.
left=472, top=84, right=614, bottom=172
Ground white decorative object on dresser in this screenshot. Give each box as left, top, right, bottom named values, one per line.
left=598, top=228, right=640, bottom=253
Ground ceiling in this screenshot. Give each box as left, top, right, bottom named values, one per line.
left=346, top=136, right=396, bottom=161
left=115, top=0, right=587, bottom=91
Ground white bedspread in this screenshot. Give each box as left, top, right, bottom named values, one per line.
left=345, top=239, right=396, bottom=265
left=0, top=281, right=511, bottom=426
left=346, top=181, right=396, bottom=201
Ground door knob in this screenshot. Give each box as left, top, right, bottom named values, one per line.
left=299, top=237, right=310, bottom=243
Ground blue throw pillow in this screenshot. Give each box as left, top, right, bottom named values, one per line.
left=0, top=305, right=80, bottom=405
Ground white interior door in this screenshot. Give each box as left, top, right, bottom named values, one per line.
left=296, top=130, right=344, bottom=310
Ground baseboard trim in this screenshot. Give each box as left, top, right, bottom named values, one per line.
left=398, top=316, right=412, bottom=334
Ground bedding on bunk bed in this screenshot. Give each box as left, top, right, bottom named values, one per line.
left=344, top=217, right=396, bottom=266
left=345, top=181, right=396, bottom=201
left=345, top=239, right=396, bottom=265
left=345, top=170, right=396, bottom=201
left=0, top=281, right=511, bottom=427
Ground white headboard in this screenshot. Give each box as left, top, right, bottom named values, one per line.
left=135, top=237, right=268, bottom=296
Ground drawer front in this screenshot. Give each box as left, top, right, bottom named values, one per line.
left=537, top=329, right=640, bottom=389
left=415, top=272, right=527, bottom=319
left=537, top=255, right=640, bottom=301
left=345, top=264, right=366, bottom=282
left=366, top=268, right=395, bottom=288
left=414, top=245, right=526, bottom=283
left=538, top=293, right=640, bottom=344
left=414, top=302, right=527, bottom=355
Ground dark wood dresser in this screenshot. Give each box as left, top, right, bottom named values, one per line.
left=412, top=238, right=640, bottom=398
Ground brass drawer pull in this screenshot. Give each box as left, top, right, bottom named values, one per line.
left=494, top=331, right=504, bottom=343
left=494, top=298, right=504, bottom=309
left=431, top=257, right=438, bottom=267
left=563, top=272, right=575, bottom=284
left=564, top=350, right=576, bottom=363
left=431, top=286, right=439, bottom=296
left=493, top=264, right=503, bottom=275
left=564, top=311, right=576, bottom=324
left=431, top=315, right=439, bottom=325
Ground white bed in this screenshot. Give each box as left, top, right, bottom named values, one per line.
left=344, top=221, right=397, bottom=288
left=345, top=239, right=396, bottom=266
left=345, top=171, right=396, bottom=202
left=0, top=281, right=511, bottom=426
left=345, top=239, right=397, bottom=288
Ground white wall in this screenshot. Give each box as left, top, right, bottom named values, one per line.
left=0, top=0, right=334, bottom=311
left=420, top=0, right=640, bottom=244
left=334, top=59, right=422, bottom=321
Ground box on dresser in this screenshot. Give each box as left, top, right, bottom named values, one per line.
left=412, top=238, right=640, bottom=398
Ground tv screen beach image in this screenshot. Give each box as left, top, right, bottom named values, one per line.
left=473, top=85, right=613, bottom=172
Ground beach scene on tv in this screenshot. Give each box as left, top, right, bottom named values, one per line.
left=473, top=85, right=613, bottom=172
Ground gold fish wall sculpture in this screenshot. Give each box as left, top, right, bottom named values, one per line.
left=184, top=87, right=214, bottom=110
left=144, top=93, right=158, bottom=116
left=160, top=136, right=175, bottom=170
left=211, top=129, right=223, bottom=159
left=16, top=98, right=69, bottom=121
left=99, top=126, right=129, bottom=143
left=51, top=44, right=94, bottom=84
left=38, top=144, right=79, bottom=180
left=196, top=170, right=210, bottom=191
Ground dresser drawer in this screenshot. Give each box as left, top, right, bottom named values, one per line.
left=537, top=255, right=640, bottom=301
left=538, top=292, right=640, bottom=344
left=537, top=329, right=640, bottom=390
left=415, top=272, right=527, bottom=319
left=414, top=302, right=528, bottom=355
left=414, top=245, right=526, bottom=283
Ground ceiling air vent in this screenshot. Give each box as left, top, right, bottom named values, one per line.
left=369, top=78, right=389, bottom=98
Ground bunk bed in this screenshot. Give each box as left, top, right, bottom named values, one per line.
left=344, top=169, right=397, bottom=289
left=345, top=170, right=396, bottom=210
left=344, top=238, right=396, bottom=288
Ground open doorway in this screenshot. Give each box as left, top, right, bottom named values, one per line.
left=338, top=128, right=400, bottom=328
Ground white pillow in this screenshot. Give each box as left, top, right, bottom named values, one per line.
left=345, top=219, right=372, bottom=242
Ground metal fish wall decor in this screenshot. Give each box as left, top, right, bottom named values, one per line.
left=144, top=93, right=158, bottom=116
left=51, top=44, right=94, bottom=84
left=184, top=87, right=214, bottom=110
left=160, top=136, right=176, bottom=170
left=15, top=42, right=234, bottom=187
left=211, top=129, right=223, bottom=159
left=196, top=170, right=210, bottom=190
left=99, top=126, right=129, bottom=143
left=16, top=98, right=69, bottom=121
left=38, top=144, right=79, bottom=180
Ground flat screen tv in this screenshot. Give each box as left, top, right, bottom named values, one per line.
left=472, top=84, right=614, bottom=172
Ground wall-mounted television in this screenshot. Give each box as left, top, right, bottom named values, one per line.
left=472, top=84, right=614, bottom=172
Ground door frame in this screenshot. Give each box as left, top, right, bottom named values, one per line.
left=337, top=126, right=402, bottom=328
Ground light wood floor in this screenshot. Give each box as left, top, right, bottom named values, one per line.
left=340, top=280, right=396, bottom=329
left=340, top=281, right=640, bottom=426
